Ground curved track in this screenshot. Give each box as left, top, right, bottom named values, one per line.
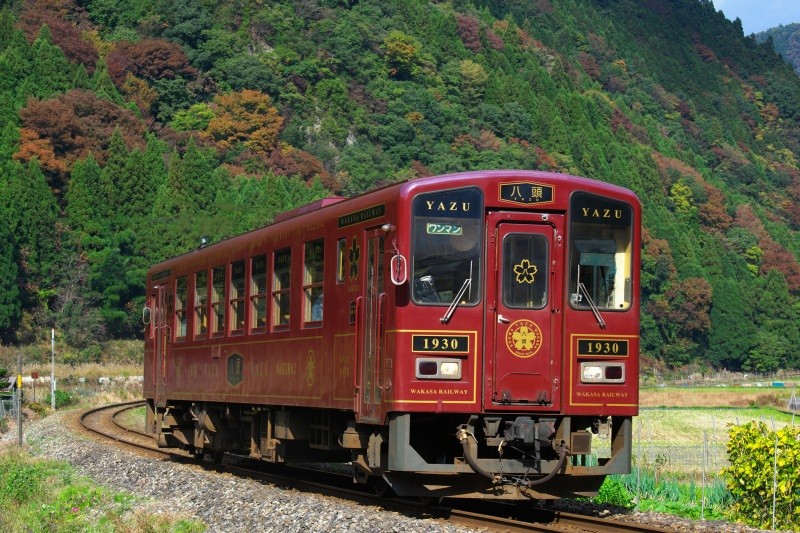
left=78, top=402, right=673, bottom=533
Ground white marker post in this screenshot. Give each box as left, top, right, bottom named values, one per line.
left=50, top=328, right=56, bottom=410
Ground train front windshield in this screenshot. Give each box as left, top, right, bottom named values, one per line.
left=568, top=192, right=633, bottom=311
left=411, top=188, right=483, bottom=305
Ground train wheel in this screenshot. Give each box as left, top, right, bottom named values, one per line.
left=211, top=451, right=224, bottom=463
left=191, top=448, right=204, bottom=460
left=369, top=477, right=391, bottom=497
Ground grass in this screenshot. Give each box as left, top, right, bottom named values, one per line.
left=0, top=449, right=205, bottom=533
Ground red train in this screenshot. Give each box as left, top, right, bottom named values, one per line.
left=143, top=169, right=640, bottom=500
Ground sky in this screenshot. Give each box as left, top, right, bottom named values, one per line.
left=712, top=0, right=800, bottom=34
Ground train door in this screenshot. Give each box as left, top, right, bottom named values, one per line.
left=356, top=229, right=386, bottom=423
left=484, top=213, right=563, bottom=409
left=153, top=284, right=172, bottom=408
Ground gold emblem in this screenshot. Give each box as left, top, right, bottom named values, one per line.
left=306, top=349, right=316, bottom=388
left=505, top=319, right=543, bottom=358
left=348, top=237, right=360, bottom=280
left=513, top=259, right=537, bottom=284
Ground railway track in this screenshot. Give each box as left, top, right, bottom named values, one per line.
left=79, top=402, right=673, bottom=533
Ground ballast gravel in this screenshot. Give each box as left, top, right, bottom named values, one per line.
left=14, top=410, right=482, bottom=532
left=4, top=410, right=789, bottom=533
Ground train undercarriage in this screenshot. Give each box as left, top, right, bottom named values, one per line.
left=146, top=400, right=631, bottom=499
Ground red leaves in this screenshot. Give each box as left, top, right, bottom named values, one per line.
left=18, top=0, right=98, bottom=72
left=16, top=89, right=145, bottom=182
left=106, top=39, right=197, bottom=87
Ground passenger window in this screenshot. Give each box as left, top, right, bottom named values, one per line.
left=272, top=248, right=291, bottom=328
left=304, top=239, right=324, bottom=325
left=251, top=254, right=267, bottom=330
left=175, top=276, right=187, bottom=339
left=211, top=266, right=226, bottom=335
left=194, top=270, right=208, bottom=337
left=230, top=260, right=245, bottom=334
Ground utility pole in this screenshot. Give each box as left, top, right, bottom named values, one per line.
left=17, top=351, right=22, bottom=446
left=51, top=328, right=56, bottom=410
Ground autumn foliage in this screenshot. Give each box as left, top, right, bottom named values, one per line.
left=16, top=89, right=145, bottom=180
left=106, top=39, right=197, bottom=87
left=206, top=90, right=283, bottom=155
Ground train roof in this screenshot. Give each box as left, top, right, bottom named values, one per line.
left=146, top=169, right=640, bottom=274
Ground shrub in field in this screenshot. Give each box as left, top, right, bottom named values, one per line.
left=593, top=476, right=634, bottom=508
left=44, top=389, right=73, bottom=409
left=723, top=421, right=800, bottom=530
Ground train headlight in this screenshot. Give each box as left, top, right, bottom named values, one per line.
left=580, top=362, right=625, bottom=383
left=416, top=358, right=462, bottom=379
left=582, top=365, right=603, bottom=381
left=440, top=361, right=460, bottom=377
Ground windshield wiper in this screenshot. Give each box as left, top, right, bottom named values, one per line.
left=441, top=261, right=473, bottom=324
left=578, top=282, right=606, bottom=329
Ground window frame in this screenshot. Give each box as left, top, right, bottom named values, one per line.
left=194, top=270, right=208, bottom=338
left=229, top=260, right=246, bottom=335
left=175, top=275, right=188, bottom=340
left=250, top=254, right=268, bottom=333
left=211, top=265, right=226, bottom=336
left=272, top=247, right=292, bottom=330
left=303, top=238, right=324, bottom=327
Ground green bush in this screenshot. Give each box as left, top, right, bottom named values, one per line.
left=723, top=421, right=800, bottom=530
left=593, top=476, right=634, bottom=508
left=44, top=389, right=73, bottom=409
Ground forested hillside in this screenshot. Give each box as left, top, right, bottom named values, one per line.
left=756, top=23, right=800, bottom=75
left=2, top=0, right=800, bottom=373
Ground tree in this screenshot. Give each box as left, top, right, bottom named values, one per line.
left=30, top=25, right=72, bottom=98
left=206, top=90, right=284, bottom=154
left=106, top=39, right=196, bottom=87
left=17, top=89, right=146, bottom=181
left=100, top=128, right=130, bottom=223
left=153, top=137, right=220, bottom=215
left=66, top=154, right=109, bottom=248
left=0, top=159, right=60, bottom=309
left=0, top=204, right=20, bottom=341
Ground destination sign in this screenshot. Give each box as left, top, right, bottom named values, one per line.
left=499, top=182, right=554, bottom=205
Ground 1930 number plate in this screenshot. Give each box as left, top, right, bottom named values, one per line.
left=577, top=339, right=629, bottom=356
left=412, top=335, right=469, bottom=353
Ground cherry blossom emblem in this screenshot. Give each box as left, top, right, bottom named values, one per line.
left=513, top=259, right=537, bottom=284
left=504, top=319, right=543, bottom=358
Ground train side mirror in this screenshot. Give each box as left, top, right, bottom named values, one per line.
left=390, top=254, right=408, bottom=286
left=142, top=306, right=151, bottom=325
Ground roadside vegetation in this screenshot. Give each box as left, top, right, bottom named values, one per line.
left=0, top=450, right=204, bottom=533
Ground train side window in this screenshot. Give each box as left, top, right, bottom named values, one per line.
left=251, top=254, right=267, bottom=331
left=194, top=270, right=208, bottom=337
left=272, top=248, right=291, bottom=329
left=304, top=239, right=324, bottom=326
left=175, top=276, right=187, bottom=340
left=569, top=193, right=633, bottom=311
left=336, top=238, right=346, bottom=284
left=211, top=266, right=226, bottom=335
left=230, top=260, right=245, bottom=334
